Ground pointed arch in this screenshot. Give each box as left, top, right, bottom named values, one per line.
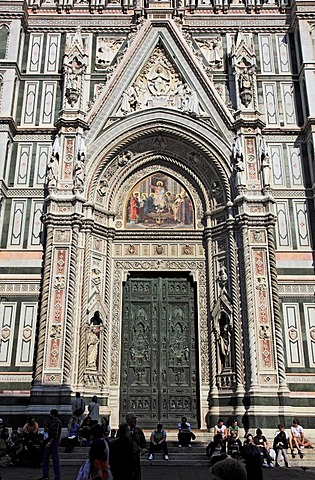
left=0, top=25, right=9, bottom=59
left=86, top=110, right=233, bottom=216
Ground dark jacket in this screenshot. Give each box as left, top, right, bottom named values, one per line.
left=109, top=436, right=136, bottom=480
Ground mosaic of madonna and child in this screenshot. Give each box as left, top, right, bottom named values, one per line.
left=125, top=174, right=194, bottom=229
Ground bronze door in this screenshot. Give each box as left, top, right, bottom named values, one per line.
left=120, top=274, right=198, bottom=428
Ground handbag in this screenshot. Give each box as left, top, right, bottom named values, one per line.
left=76, top=459, right=90, bottom=480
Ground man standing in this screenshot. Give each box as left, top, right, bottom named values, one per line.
left=72, top=392, right=85, bottom=423
left=125, top=412, right=146, bottom=480
left=40, top=409, right=62, bottom=480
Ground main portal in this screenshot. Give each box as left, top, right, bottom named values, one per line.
left=119, top=274, right=199, bottom=428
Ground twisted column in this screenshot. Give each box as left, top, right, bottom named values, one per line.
left=204, top=225, right=218, bottom=398
left=241, top=224, right=259, bottom=390
left=62, top=224, right=80, bottom=384
left=102, top=230, right=114, bottom=387
left=227, top=225, right=244, bottom=394
left=267, top=224, right=288, bottom=391
left=33, top=225, right=54, bottom=383
left=78, top=229, right=92, bottom=385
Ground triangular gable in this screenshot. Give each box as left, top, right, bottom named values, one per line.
left=86, top=20, right=234, bottom=144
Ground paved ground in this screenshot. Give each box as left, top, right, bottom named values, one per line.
left=1, top=464, right=315, bottom=480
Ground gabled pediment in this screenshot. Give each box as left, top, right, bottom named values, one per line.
left=86, top=20, right=234, bottom=145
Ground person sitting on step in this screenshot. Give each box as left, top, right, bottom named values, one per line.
left=148, top=423, right=169, bottom=460
left=177, top=416, right=195, bottom=447
left=290, top=418, right=313, bottom=457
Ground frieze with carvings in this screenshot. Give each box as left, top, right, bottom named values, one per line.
left=278, top=284, right=315, bottom=295
left=0, top=283, right=40, bottom=294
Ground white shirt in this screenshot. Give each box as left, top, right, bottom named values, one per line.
left=215, top=425, right=227, bottom=436
left=88, top=401, right=99, bottom=422
left=291, top=425, right=303, bottom=438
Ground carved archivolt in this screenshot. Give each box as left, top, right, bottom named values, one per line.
left=94, top=139, right=227, bottom=219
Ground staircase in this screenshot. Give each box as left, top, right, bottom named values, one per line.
left=58, top=429, right=315, bottom=468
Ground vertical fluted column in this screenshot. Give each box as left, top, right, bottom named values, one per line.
left=33, top=226, right=54, bottom=383
left=241, top=223, right=259, bottom=390
left=227, top=223, right=244, bottom=394
left=267, top=224, right=288, bottom=391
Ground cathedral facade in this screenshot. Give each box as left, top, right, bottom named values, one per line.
left=0, top=0, right=314, bottom=429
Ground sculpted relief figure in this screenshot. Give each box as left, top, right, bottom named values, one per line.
left=47, top=136, right=60, bottom=190
left=86, top=327, right=100, bottom=369
left=233, top=136, right=246, bottom=189
left=121, top=86, right=137, bottom=114
left=214, top=312, right=232, bottom=372
left=73, top=136, right=86, bottom=191
left=64, top=56, right=86, bottom=107
left=118, top=46, right=201, bottom=116
left=259, top=136, right=271, bottom=189
left=147, top=64, right=171, bottom=96
left=237, top=64, right=254, bottom=108
left=197, top=36, right=223, bottom=69
left=96, top=37, right=123, bottom=67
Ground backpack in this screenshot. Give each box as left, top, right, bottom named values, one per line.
left=154, top=430, right=164, bottom=442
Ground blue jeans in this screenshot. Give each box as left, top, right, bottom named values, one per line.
left=43, top=439, right=60, bottom=480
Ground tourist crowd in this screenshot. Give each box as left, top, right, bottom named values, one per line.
left=0, top=395, right=313, bottom=480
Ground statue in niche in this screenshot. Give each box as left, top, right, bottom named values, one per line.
left=210, top=181, right=223, bottom=207
left=86, top=326, right=100, bottom=369
left=73, top=136, right=86, bottom=191
left=233, top=136, right=245, bottom=189
left=64, top=56, right=86, bottom=107
left=259, top=136, right=271, bottom=189
left=217, top=264, right=228, bottom=291
left=47, top=136, right=60, bottom=190
left=216, top=312, right=232, bottom=372
left=238, top=66, right=254, bottom=108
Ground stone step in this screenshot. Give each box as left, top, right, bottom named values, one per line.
left=58, top=444, right=315, bottom=467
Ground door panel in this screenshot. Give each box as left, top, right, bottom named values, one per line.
left=120, top=275, right=198, bottom=428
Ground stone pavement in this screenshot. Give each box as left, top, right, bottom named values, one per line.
left=1, top=464, right=315, bottom=480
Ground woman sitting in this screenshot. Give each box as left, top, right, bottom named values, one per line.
left=61, top=416, right=80, bottom=453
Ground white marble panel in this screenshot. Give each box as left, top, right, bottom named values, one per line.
left=275, top=201, right=291, bottom=248
left=293, top=201, right=310, bottom=248
left=304, top=304, right=315, bottom=367
left=283, top=303, right=304, bottom=367
left=0, top=303, right=16, bottom=366
left=16, top=303, right=37, bottom=366
left=27, top=34, right=43, bottom=74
